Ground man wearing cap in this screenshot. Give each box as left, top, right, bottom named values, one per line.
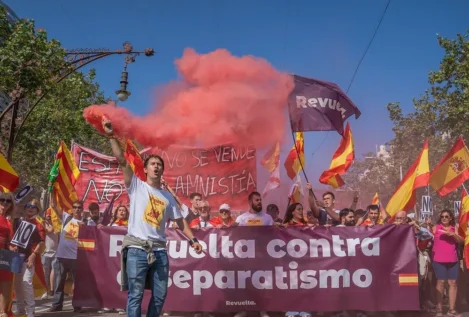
left=211, top=204, right=235, bottom=228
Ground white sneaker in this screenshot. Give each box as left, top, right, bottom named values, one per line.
left=117, top=309, right=126, bottom=315
left=234, top=312, right=247, bottom=317
left=40, top=292, right=49, bottom=300
left=260, top=311, right=270, bottom=317
left=163, top=313, right=171, bottom=316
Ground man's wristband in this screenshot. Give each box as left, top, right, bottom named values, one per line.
left=108, top=134, right=115, bottom=139
left=189, top=238, right=199, bottom=246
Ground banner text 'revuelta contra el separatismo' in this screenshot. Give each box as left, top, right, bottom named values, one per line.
left=74, top=226, right=419, bottom=312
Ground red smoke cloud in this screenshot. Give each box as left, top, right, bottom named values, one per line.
left=83, top=48, right=294, bottom=149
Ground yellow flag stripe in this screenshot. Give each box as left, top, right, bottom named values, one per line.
left=430, top=146, right=469, bottom=190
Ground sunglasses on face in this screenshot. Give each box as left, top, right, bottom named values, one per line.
left=25, top=203, right=38, bottom=209
left=0, top=199, right=12, bottom=204
left=440, top=215, right=450, bottom=219
left=220, top=210, right=230, bottom=214
left=72, top=205, right=83, bottom=210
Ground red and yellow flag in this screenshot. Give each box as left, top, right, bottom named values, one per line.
left=0, top=152, right=19, bottom=193
left=289, top=175, right=304, bottom=204
left=371, top=193, right=380, bottom=205
left=386, top=139, right=430, bottom=218
left=430, top=137, right=469, bottom=197
left=284, top=133, right=304, bottom=180
left=261, top=142, right=280, bottom=173
left=458, top=190, right=469, bottom=269
left=261, top=142, right=281, bottom=198
left=53, top=141, right=80, bottom=213
left=124, top=139, right=145, bottom=181
left=319, top=122, right=354, bottom=188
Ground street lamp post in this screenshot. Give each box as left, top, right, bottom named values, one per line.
left=0, top=42, right=154, bottom=162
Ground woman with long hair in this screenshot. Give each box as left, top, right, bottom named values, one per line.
left=109, top=205, right=129, bottom=227
left=282, top=203, right=310, bottom=317
left=283, top=203, right=307, bottom=226
left=432, top=209, right=464, bottom=317
left=0, top=192, right=15, bottom=317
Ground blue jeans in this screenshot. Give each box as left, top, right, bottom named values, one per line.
left=126, top=248, right=169, bottom=317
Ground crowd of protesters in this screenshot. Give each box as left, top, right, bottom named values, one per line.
left=0, top=180, right=466, bottom=317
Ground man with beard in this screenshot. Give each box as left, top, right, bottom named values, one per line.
left=234, top=192, right=272, bottom=317
left=235, top=192, right=273, bottom=226
left=336, top=208, right=355, bottom=227
left=87, top=202, right=101, bottom=226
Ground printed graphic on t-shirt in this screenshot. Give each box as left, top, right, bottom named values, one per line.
left=142, top=194, right=166, bottom=229
left=246, top=218, right=262, bottom=226
left=63, top=221, right=80, bottom=241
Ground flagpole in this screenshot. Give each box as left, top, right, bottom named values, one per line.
left=463, top=183, right=469, bottom=196
left=290, top=131, right=317, bottom=201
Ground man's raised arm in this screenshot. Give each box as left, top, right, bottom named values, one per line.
left=102, top=118, right=133, bottom=187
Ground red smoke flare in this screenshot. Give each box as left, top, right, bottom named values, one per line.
left=83, top=48, right=294, bottom=149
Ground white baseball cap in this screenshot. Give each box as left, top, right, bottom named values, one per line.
left=219, top=203, right=231, bottom=211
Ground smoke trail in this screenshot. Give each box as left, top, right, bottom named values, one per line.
left=83, top=48, right=294, bottom=149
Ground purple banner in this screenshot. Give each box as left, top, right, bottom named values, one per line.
left=74, top=226, right=419, bottom=312
left=288, top=75, right=361, bottom=135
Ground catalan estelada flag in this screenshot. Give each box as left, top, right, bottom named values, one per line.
left=0, top=152, right=19, bottom=193
left=261, top=143, right=280, bottom=198
left=398, top=273, right=418, bottom=286
left=371, top=193, right=380, bottom=205
left=386, top=140, right=430, bottom=219
left=49, top=141, right=80, bottom=213
left=319, top=122, right=354, bottom=188
left=124, top=139, right=146, bottom=181
left=284, top=133, right=304, bottom=180
left=458, top=190, right=469, bottom=269
left=430, top=137, right=469, bottom=197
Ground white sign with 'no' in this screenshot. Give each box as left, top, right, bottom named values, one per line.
left=11, top=221, right=36, bottom=249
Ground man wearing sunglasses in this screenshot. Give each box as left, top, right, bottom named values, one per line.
left=48, top=192, right=85, bottom=313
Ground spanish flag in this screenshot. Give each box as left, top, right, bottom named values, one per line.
left=430, top=137, right=469, bottom=197
left=284, top=133, right=304, bottom=180
left=371, top=193, right=380, bottom=205
left=32, top=216, right=48, bottom=297
left=261, top=143, right=280, bottom=198
left=458, top=190, right=469, bottom=268
left=0, top=152, right=19, bottom=193
left=124, top=139, right=145, bottom=181
left=386, top=140, right=430, bottom=218
left=51, top=141, right=80, bottom=213
left=319, top=122, right=354, bottom=188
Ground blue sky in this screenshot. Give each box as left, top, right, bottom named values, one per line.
left=6, top=0, right=469, bottom=195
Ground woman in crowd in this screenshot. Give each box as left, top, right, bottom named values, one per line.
left=432, top=209, right=464, bottom=317
left=283, top=203, right=307, bottom=226
left=41, top=209, right=58, bottom=300
left=0, top=192, right=14, bottom=317
left=282, top=203, right=311, bottom=317
left=109, top=205, right=129, bottom=227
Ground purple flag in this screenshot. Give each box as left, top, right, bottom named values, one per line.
left=288, top=75, right=361, bottom=135
left=99, top=193, right=117, bottom=226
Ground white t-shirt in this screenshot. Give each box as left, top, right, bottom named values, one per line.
left=56, top=213, right=83, bottom=260
left=236, top=211, right=274, bottom=226
left=127, top=175, right=182, bottom=242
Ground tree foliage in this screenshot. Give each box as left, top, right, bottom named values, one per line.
left=344, top=30, right=469, bottom=213
left=0, top=7, right=110, bottom=190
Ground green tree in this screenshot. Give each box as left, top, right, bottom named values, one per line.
left=344, top=30, right=469, bottom=214
left=0, top=7, right=110, bottom=191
